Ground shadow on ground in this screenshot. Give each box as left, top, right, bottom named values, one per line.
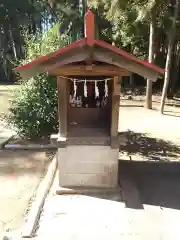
left=118, top=131, right=180, bottom=210
left=137, top=172, right=180, bottom=210
left=119, top=160, right=180, bottom=210
left=119, top=130, right=180, bottom=161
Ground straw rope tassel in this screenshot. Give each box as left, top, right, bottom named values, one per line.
left=95, top=81, right=99, bottom=98
left=73, top=80, right=77, bottom=98
left=84, top=79, right=87, bottom=97
left=105, top=79, right=108, bottom=97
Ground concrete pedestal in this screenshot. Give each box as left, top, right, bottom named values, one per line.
left=58, top=146, right=119, bottom=188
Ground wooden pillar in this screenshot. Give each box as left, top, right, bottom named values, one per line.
left=110, top=76, right=121, bottom=148
left=57, top=76, right=68, bottom=138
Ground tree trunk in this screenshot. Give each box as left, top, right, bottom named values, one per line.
left=145, top=16, right=156, bottom=109
left=2, top=24, right=10, bottom=79
left=168, top=41, right=180, bottom=97
left=160, top=0, right=180, bottom=114
left=9, top=25, right=17, bottom=60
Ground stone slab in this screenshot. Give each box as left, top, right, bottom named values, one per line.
left=58, top=146, right=119, bottom=188
left=59, top=172, right=118, bottom=188
left=58, top=145, right=119, bottom=163
left=59, top=160, right=118, bottom=174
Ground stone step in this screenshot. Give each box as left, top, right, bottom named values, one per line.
left=56, top=186, right=121, bottom=194
left=56, top=186, right=122, bottom=201
left=67, top=137, right=110, bottom=146
left=59, top=173, right=118, bottom=188
left=59, top=161, right=117, bottom=174
left=58, top=145, right=119, bottom=188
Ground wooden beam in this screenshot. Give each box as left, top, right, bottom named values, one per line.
left=49, top=65, right=129, bottom=76
left=93, top=49, right=159, bottom=82
left=57, top=76, right=68, bottom=138
left=44, top=49, right=90, bottom=73
left=85, top=10, right=95, bottom=45
left=110, top=76, right=120, bottom=149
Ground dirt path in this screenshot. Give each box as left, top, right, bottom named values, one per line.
left=0, top=150, right=53, bottom=236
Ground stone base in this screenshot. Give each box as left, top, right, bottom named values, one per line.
left=58, top=146, right=119, bottom=188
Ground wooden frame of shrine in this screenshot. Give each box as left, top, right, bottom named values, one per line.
left=14, top=10, right=164, bottom=188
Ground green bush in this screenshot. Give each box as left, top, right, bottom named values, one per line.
left=8, top=24, right=69, bottom=138
left=9, top=75, right=58, bottom=137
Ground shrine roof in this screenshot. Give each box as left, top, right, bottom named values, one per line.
left=14, top=10, right=164, bottom=81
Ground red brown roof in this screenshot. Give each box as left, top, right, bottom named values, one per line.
left=14, top=10, right=164, bottom=81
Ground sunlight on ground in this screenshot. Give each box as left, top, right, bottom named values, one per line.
left=36, top=174, right=180, bottom=239
left=0, top=85, right=19, bottom=119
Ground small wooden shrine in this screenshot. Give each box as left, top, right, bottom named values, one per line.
left=14, top=10, right=164, bottom=188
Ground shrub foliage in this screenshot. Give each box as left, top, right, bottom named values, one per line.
left=8, top=24, right=68, bottom=138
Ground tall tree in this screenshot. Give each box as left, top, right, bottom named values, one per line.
left=160, top=0, right=180, bottom=113
left=90, top=0, right=167, bottom=105
left=0, top=0, right=55, bottom=81
left=48, top=0, right=86, bottom=42
left=135, top=0, right=167, bottom=109
left=145, top=7, right=156, bottom=109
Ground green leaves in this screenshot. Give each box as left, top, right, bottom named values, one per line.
left=8, top=24, right=66, bottom=137
left=20, top=23, right=69, bottom=65
left=9, top=74, right=58, bottom=137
